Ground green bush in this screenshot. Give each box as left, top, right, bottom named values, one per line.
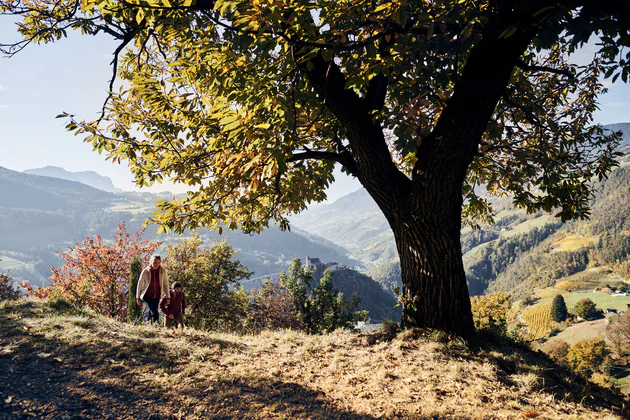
left=574, top=298, right=598, bottom=320
left=567, top=338, right=610, bottom=377
left=127, top=257, right=143, bottom=324
left=281, top=259, right=367, bottom=334
left=166, top=236, right=252, bottom=331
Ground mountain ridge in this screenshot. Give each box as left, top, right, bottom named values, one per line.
left=23, top=165, right=123, bottom=193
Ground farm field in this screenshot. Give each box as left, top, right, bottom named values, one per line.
left=551, top=235, right=598, bottom=252
left=534, top=287, right=564, bottom=300
left=521, top=302, right=553, bottom=339
left=564, top=292, right=630, bottom=313
left=106, top=201, right=155, bottom=215
left=530, top=289, right=630, bottom=313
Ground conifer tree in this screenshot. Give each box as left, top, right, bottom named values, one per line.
left=551, top=294, right=568, bottom=322
left=128, top=257, right=143, bottom=324
left=281, top=260, right=366, bottom=333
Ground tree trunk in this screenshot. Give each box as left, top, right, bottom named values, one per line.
left=374, top=180, right=475, bottom=337
left=392, top=209, right=474, bottom=336
left=359, top=123, right=475, bottom=337
left=299, top=18, right=539, bottom=339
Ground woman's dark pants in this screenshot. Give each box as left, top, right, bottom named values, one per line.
left=143, top=296, right=160, bottom=323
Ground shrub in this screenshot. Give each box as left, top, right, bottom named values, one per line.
left=550, top=294, right=568, bottom=322
left=165, top=236, right=251, bottom=331
left=567, top=338, right=610, bottom=377
left=0, top=270, right=20, bottom=301
left=246, top=280, right=301, bottom=332
left=19, top=222, right=159, bottom=321
left=127, top=257, right=143, bottom=324
left=617, top=283, right=630, bottom=293
left=521, top=295, right=536, bottom=306
left=574, top=298, right=598, bottom=320
left=541, top=339, right=570, bottom=365
left=470, top=292, right=512, bottom=336
left=606, top=311, right=630, bottom=359
left=281, top=259, right=367, bottom=334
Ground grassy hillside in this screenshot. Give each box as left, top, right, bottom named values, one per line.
left=553, top=319, right=608, bottom=345
left=1, top=298, right=627, bottom=419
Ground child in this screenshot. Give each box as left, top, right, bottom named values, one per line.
left=160, top=281, right=186, bottom=329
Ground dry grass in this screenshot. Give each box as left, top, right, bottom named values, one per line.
left=0, top=298, right=627, bottom=419
left=553, top=319, right=608, bottom=345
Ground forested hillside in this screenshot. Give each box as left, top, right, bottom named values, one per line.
left=488, top=163, right=630, bottom=297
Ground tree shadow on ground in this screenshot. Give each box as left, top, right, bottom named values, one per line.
left=0, top=302, right=377, bottom=419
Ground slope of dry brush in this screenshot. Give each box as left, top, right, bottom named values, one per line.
left=0, top=298, right=627, bottom=419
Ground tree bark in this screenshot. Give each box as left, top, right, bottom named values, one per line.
left=369, top=156, right=474, bottom=337
left=394, top=214, right=473, bottom=336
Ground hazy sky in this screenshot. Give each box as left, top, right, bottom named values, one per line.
left=1, top=18, right=629, bottom=202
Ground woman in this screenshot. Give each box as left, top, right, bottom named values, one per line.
left=136, top=255, right=170, bottom=323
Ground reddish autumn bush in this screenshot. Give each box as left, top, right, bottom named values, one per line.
left=20, top=222, right=160, bottom=320
left=245, top=279, right=301, bottom=332
left=0, top=270, right=20, bottom=301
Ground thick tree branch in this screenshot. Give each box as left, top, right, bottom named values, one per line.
left=366, top=73, right=389, bottom=112
left=414, top=15, right=538, bottom=183
left=516, top=59, right=575, bottom=79
left=294, top=50, right=410, bottom=202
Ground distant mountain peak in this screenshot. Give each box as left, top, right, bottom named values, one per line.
left=23, top=166, right=122, bottom=193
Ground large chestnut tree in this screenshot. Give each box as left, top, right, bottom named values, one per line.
left=2, top=0, right=629, bottom=336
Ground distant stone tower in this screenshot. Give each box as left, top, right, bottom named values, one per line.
left=306, top=256, right=321, bottom=269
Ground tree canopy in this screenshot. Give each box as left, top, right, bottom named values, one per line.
left=2, top=0, right=628, bottom=231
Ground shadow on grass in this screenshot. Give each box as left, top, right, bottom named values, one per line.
left=0, top=301, right=376, bottom=419
left=609, top=365, right=630, bottom=381
left=464, top=333, right=629, bottom=417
